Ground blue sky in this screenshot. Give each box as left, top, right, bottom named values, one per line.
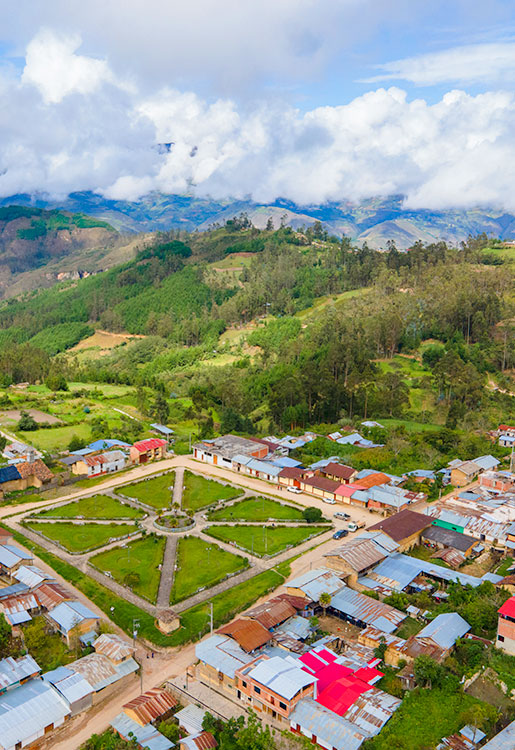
left=0, top=1, right=513, bottom=208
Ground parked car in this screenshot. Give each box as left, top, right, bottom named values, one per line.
left=347, top=522, right=358, bottom=532
left=323, top=497, right=336, bottom=504
left=287, top=486, right=302, bottom=494
left=334, top=511, right=350, bottom=520
left=333, top=529, right=348, bottom=539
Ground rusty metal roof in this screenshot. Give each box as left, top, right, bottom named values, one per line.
left=324, top=537, right=387, bottom=573
left=93, top=633, right=135, bottom=661
left=245, top=598, right=296, bottom=629
left=123, top=686, right=177, bottom=725
left=217, top=618, right=272, bottom=652
left=182, top=731, right=218, bottom=750
left=369, top=509, right=432, bottom=542
left=34, top=582, right=71, bottom=610
left=344, top=687, right=401, bottom=736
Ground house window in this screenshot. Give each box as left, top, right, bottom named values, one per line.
left=15, top=744, right=22, bottom=750
left=498, top=634, right=505, bottom=642
left=254, top=686, right=261, bottom=694
left=279, top=701, right=287, bottom=710
left=242, top=680, right=247, bottom=688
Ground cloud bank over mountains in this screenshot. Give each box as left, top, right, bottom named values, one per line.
left=1, top=25, right=515, bottom=210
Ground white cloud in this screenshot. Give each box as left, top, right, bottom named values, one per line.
left=22, top=29, right=116, bottom=104
left=1, top=29, right=515, bottom=212
left=362, top=42, right=515, bottom=86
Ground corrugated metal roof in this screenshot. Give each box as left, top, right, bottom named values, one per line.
left=344, top=687, right=401, bottom=736
left=111, top=711, right=174, bottom=750
left=0, top=582, right=28, bottom=600
left=217, top=618, right=272, bottom=652
left=415, top=613, right=470, bottom=650
left=34, top=581, right=70, bottom=610
left=48, top=601, right=98, bottom=633
left=330, top=586, right=406, bottom=633
left=69, top=653, right=138, bottom=691
left=0, top=465, right=21, bottom=483
left=246, top=654, right=317, bottom=700
left=0, top=591, right=38, bottom=615
left=480, top=719, right=515, bottom=749
left=245, top=598, right=296, bottom=629
left=324, top=537, right=388, bottom=573
left=6, top=610, right=31, bottom=625
left=13, top=565, right=50, bottom=588
left=123, top=686, right=177, bottom=724
left=93, top=633, right=134, bottom=661
left=244, top=458, right=281, bottom=475
left=275, top=615, right=311, bottom=640
left=175, top=704, right=207, bottom=734
left=0, top=655, right=40, bottom=689
left=473, top=455, right=500, bottom=471
left=0, top=545, right=26, bottom=569
left=181, top=731, right=218, bottom=750
left=195, top=634, right=254, bottom=679
left=43, top=667, right=94, bottom=703
left=0, top=678, right=70, bottom=748
left=133, top=438, right=167, bottom=452
left=289, top=697, right=367, bottom=750
left=288, top=568, right=345, bottom=600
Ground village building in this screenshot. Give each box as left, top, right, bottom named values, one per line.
left=421, top=525, right=477, bottom=557
left=496, top=596, right=515, bottom=655
left=130, top=437, right=168, bottom=465
left=0, top=544, right=33, bottom=580
left=368, top=509, right=433, bottom=551
left=324, top=533, right=398, bottom=586
left=195, top=634, right=255, bottom=700
left=318, top=462, right=357, bottom=484
left=69, top=449, right=126, bottom=477
left=67, top=634, right=138, bottom=702
left=286, top=568, right=345, bottom=600
left=46, top=601, right=100, bottom=646
left=480, top=470, right=515, bottom=493
left=43, top=666, right=94, bottom=715
left=217, top=618, right=273, bottom=652
left=193, top=435, right=271, bottom=467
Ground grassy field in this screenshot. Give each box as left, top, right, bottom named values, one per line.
left=170, top=536, right=248, bottom=604
left=18, top=422, right=93, bottom=451
left=365, top=687, right=494, bottom=750
left=118, top=473, right=174, bottom=509
left=24, top=520, right=139, bottom=553
left=90, top=534, right=166, bottom=603
left=395, top=616, right=423, bottom=639
left=3, top=524, right=286, bottom=647
left=295, top=288, right=370, bottom=321
left=205, top=524, right=328, bottom=557
left=379, top=417, right=442, bottom=432
left=181, top=471, right=243, bottom=512
left=32, top=494, right=145, bottom=520
left=207, top=496, right=304, bottom=522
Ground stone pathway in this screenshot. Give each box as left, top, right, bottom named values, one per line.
left=172, top=466, right=185, bottom=508
left=157, top=535, right=178, bottom=609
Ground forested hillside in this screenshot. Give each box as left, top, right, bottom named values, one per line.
left=1, top=218, right=515, bottom=468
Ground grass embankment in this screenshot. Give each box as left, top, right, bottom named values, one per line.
left=32, top=494, right=145, bottom=520
left=4, top=525, right=288, bottom=647
left=364, top=687, right=495, bottom=750
left=170, top=536, right=249, bottom=604
left=208, top=496, right=304, bottom=522
left=181, top=471, right=243, bottom=512
left=91, top=535, right=166, bottom=603
left=23, top=521, right=139, bottom=553
left=205, top=524, right=328, bottom=557
left=119, top=473, right=175, bottom=509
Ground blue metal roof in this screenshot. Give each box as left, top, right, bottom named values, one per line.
left=473, top=455, right=500, bottom=471
left=275, top=615, right=311, bottom=640
left=0, top=545, right=27, bottom=569
left=3, top=545, right=31, bottom=560
left=48, top=601, right=98, bottom=633
left=150, top=424, right=174, bottom=435
left=195, top=634, right=254, bottom=679
left=0, top=655, right=40, bottom=689
left=111, top=712, right=174, bottom=750
left=0, top=678, right=70, bottom=749
left=0, top=465, right=21, bottom=484
left=415, top=613, right=470, bottom=650
left=0, top=582, right=29, bottom=600
left=269, top=456, right=302, bottom=468
left=6, top=611, right=31, bottom=625
left=330, top=586, right=406, bottom=633
left=481, top=720, right=515, bottom=749
left=43, top=667, right=94, bottom=704
left=289, top=698, right=367, bottom=750
left=245, top=458, right=282, bottom=476
left=87, top=439, right=131, bottom=450
left=288, top=568, right=344, bottom=600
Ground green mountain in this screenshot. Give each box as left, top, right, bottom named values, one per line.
left=2, top=193, right=515, bottom=248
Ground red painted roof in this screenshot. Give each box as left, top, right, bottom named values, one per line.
left=335, top=483, right=365, bottom=497
left=322, top=463, right=356, bottom=480
left=132, top=438, right=167, bottom=452
left=499, top=597, right=515, bottom=617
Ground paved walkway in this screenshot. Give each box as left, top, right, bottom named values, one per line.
left=157, top=535, right=178, bottom=609
left=173, top=466, right=185, bottom=508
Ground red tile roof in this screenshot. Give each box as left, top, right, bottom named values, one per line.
left=499, top=597, right=515, bottom=617
left=278, top=467, right=305, bottom=479
left=16, top=459, right=53, bottom=482
left=335, top=483, right=365, bottom=497
left=322, top=463, right=356, bottom=481
left=132, top=438, right=167, bottom=452
left=355, top=472, right=391, bottom=489
left=217, top=618, right=272, bottom=652
left=368, top=509, right=432, bottom=542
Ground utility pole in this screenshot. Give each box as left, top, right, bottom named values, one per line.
left=511, top=440, right=515, bottom=474
left=209, top=601, right=213, bottom=634
left=132, top=618, right=139, bottom=650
